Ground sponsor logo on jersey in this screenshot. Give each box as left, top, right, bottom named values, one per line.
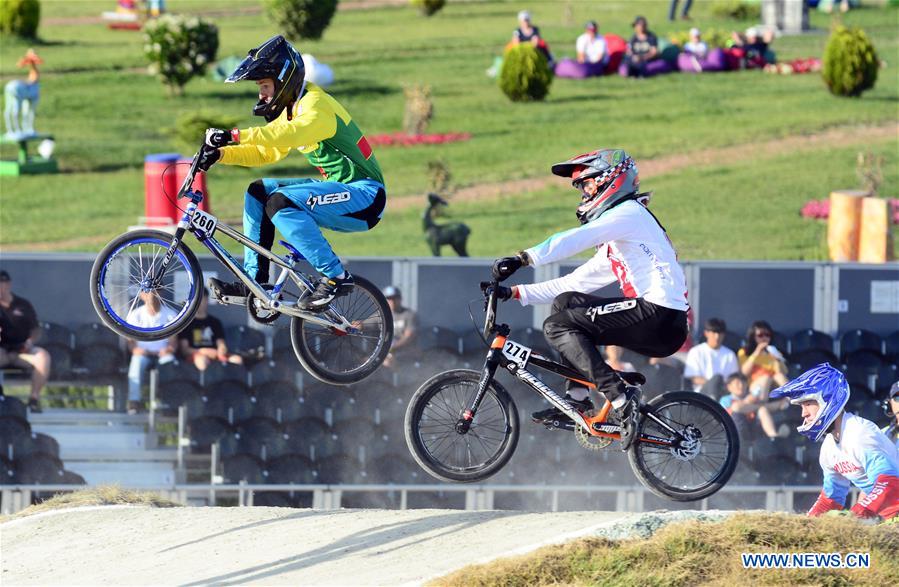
left=585, top=299, right=637, bottom=320
left=307, top=191, right=351, bottom=208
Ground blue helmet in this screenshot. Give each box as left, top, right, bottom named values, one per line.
left=770, top=363, right=849, bottom=442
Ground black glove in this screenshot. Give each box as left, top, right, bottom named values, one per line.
left=492, top=255, right=523, bottom=281
left=205, top=128, right=235, bottom=148
left=197, top=145, right=220, bottom=172
left=479, top=281, right=513, bottom=301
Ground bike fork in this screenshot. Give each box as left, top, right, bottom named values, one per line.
left=456, top=349, right=501, bottom=434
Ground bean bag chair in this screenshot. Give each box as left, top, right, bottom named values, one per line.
left=604, top=34, right=627, bottom=75
left=555, top=58, right=606, bottom=78
left=618, top=57, right=675, bottom=78
left=677, top=48, right=728, bottom=73
left=657, top=39, right=681, bottom=66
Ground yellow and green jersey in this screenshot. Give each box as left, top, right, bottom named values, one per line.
left=219, top=82, right=385, bottom=186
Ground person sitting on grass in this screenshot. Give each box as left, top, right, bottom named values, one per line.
left=771, top=363, right=899, bottom=520
left=623, top=16, right=659, bottom=78
left=576, top=21, right=609, bottom=72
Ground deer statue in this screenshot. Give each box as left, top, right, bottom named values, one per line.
left=4, top=49, right=43, bottom=138
left=423, top=193, right=470, bottom=257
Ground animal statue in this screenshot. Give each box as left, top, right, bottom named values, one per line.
left=423, top=193, right=470, bottom=257
left=4, top=50, right=42, bottom=138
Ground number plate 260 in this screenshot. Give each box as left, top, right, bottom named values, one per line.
left=502, top=340, right=532, bottom=367
left=190, top=209, right=218, bottom=236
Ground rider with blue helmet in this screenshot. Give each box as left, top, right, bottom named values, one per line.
left=771, top=363, right=899, bottom=520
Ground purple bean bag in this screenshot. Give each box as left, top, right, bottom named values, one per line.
left=677, top=48, right=728, bottom=73
left=555, top=57, right=606, bottom=79
left=618, top=58, right=675, bottom=78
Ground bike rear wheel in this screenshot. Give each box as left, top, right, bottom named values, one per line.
left=289, top=275, right=392, bottom=385
left=90, top=230, right=203, bottom=341
left=405, top=369, right=519, bottom=483
left=628, top=391, right=739, bottom=502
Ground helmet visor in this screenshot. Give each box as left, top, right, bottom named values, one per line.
left=225, top=54, right=260, bottom=84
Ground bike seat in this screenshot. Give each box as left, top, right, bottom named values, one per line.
left=279, top=240, right=305, bottom=260
left=617, top=371, right=646, bottom=386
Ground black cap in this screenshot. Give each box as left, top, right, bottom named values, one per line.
left=632, top=15, right=647, bottom=27
left=0, top=270, right=10, bottom=282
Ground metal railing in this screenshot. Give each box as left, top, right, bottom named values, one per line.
left=1, top=483, right=849, bottom=516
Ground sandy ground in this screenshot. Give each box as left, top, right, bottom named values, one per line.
left=1, top=506, right=635, bottom=586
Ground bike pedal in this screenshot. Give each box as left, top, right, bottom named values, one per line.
left=546, top=419, right=575, bottom=432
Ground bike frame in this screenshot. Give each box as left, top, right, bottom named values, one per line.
left=148, top=150, right=354, bottom=331
left=459, top=284, right=686, bottom=448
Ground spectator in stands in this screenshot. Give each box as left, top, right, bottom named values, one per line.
left=720, top=373, right=790, bottom=439
left=510, top=10, right=553, bottom=65
left=737, top=320, right=788, bottom=400
left=576, top=21, right=609, bottom=70
left=883, top=381, right=899, bottom=449
left=383, top=286, right=417, bottom=368
left=684, top=27, right=708, bottom=59
left=668, top=0, right=692, bottom=21
left=623, top=16, right=659, bottom=78
left=126, top=291, right=177, bottom=414
left=603, top=345, right=635, bottom=373
left=683, top=317, right=739, bottom=398
left=178, top=288, right=243, bottom=371
left=0, top=270, right=51, bottom=413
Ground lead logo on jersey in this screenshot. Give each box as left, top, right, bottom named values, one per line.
left=307, top=191, right=351, bottom=208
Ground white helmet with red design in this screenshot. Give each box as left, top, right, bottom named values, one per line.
left=551, top=149, right=641, bottom=224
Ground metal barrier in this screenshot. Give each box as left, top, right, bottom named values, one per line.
left=1, top=483, right=846, bottom=516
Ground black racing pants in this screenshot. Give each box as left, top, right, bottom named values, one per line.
left=542, top=292, right=688, bottom=399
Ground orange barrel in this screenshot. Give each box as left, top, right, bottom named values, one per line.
left=144, top=153, right=181, bottom=226
left=175, top=158, right=211, bottom=214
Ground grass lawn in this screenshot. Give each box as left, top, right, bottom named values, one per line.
left=0, top=0, right=897, bottom=259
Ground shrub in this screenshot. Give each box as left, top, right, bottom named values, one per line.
left=265, top=0, right=338, bottom=41
left=168, top=111, right=242, bottom=155
left=0, top=0, right=40, bottom=39
left=822, top=25, right=878, bottom=98
left=499, top=44, right=553, bottom=103
left=411, top=0, right=445, bottom=16
left=710, top=0, right=761, bottom=20
left=144, top=15, right=219, bottom=96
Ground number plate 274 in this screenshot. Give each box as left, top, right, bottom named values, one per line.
left=190, top=209, right=218, bottom=236
left=502, top=340, right=532, bottom=367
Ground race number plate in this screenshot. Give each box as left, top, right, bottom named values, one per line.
left=502, top=340, right=532, bottom=368
left=190, top=209, right=218, bottom=236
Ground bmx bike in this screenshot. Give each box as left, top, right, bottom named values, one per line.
left=404, top=280, right=739, bottom=501
left=89, top=144, right=392, bottom=385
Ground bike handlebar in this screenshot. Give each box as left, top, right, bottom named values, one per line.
left=175, top=140, right=205, bottom=201
left=483, top=279, right=498, bottom=340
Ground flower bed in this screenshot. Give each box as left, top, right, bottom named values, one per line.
left=368, top=132, right=471, bottom=147
left=801, top=197, right=899, bottom=224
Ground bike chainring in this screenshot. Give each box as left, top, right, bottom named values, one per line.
left=574, top=409, right=613, bottom=451
left=246, top=284, right=280, bottom=325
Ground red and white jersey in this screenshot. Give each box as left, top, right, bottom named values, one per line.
left=517, top=200, right=689, bottom=310
left=820, top=412, right=899, bottom=500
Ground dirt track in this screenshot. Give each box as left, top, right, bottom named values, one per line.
left=1, top=506, right=635, bottom=585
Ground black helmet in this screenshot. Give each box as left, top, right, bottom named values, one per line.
left=226, top=35, right=305, bottom=122
left=551, top=148, right=640, bottom=224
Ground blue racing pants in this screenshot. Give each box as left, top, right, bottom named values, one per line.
left=242, top=178, right=386, bottom=281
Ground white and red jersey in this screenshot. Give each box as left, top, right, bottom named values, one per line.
left=819, top=412, right=899, bottom=498
left=516, top=200, right=689, bottom=310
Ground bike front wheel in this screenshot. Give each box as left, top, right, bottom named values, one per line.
left=289, top=274, right=393, bottom=385
left=90, top=230, right=203, bottom=341
left=628, top=391, right=740, bottom=502
left=405, top=369, right=519, bottom=483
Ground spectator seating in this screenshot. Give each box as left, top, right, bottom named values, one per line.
left=156, top=378, right=204, bottom=416
left=13, top=452, right=66, bottom=484
left=460, top=329, right=488, bottom=360
left=157, top=360, right=201, bottom=386
left=722, top=330, right=743, bottom=353
left=234, top=417, right=288, bottom=461
left=641, top=363, right=685, bottom=398
left=790, top=329, right=835, bottom=357
left=222, top=453, right=267, bottom=484
left=315, top=453, right=364, bottom=484
left=283, top=417, right=332, bottom=461
left=885, top=331, right=899, bottom=363
left=32, top=432, right=59, bottom=459
left=791, top=348, right=839, bottom=372
left=201, top=383, right=255, bottom=424
left=74, top=322, right=120, bottom=348
left=187, top=416, right=231, bottom=452
left=0, top=395, right=27, bottom=419
left=253, top=386, right=305, bottom=424
left=840, top=329, right=883, bottom=362
left=267, top=454, right=318, bottom=485
left=41, top=342, right=74, bottom=380
left=38, top=321, right=74, bottom=348
left=875, top=364, right=898, bottom=399
left=418, top=325, right=461, bottom=354
left=0, top=415, right=33, bottom=460
left=201, top=361, right=248, bottom=387
left=224, top=325, right=266, bottom=362
left=73, top=341, right=124, bottom=378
